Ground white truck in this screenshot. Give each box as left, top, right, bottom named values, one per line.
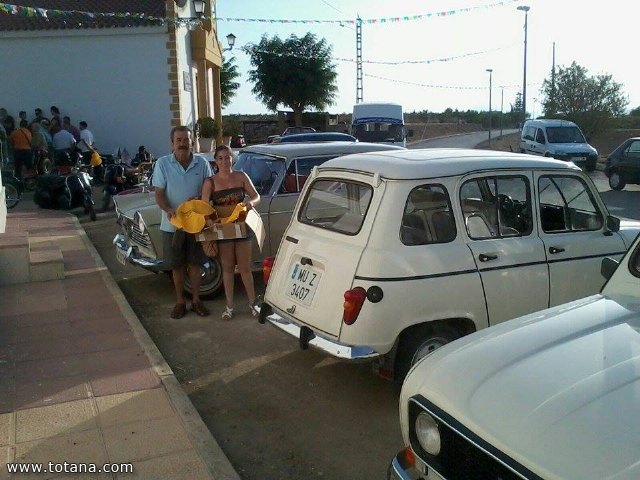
left=351, top=102, right=408, bottom=147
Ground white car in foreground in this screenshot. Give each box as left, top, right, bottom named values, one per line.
left=390, top=233, right=640, bottom=480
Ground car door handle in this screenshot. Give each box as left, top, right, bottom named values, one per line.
left=548, top=246, right=565, bottom=254
left=478, top=253, right=498, bottom=262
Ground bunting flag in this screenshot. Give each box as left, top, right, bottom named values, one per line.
left=0, top=0, right=521, bottom=27
left=365, top=73, right=539, bottom=90
left=244, top=43, right=517, bottom=67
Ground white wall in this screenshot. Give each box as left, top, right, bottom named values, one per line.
left=0, top=27, right=173, bottom=158
left=174, top=26, right=198, bottom=131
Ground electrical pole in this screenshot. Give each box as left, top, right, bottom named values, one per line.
left=550, top=41, right=556, bottom=116
left=486, top=69, right=493, bottom=147
left=355, top=16, right=363, bottom=104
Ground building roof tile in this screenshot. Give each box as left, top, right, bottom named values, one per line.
left=0, top=0, right=166, bottom=31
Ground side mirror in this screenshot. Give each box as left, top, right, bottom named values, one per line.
left=600, top=256, right=619, bottom=280
left=606, top=215, right=620, bottom=232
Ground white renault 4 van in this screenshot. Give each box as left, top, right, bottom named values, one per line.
left=520, top=119, right=598, bottom=171
left=257, top=149, right=639, bottom=381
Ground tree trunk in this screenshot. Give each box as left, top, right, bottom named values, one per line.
left=293, top=106, right=303, bottom=126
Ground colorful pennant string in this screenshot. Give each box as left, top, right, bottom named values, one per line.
left=364, top=73, right=539, bottom=90
left=0, top=1, right=521, bottom=27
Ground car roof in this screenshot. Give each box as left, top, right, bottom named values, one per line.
left=319, top=148, right=581, bottom=179
left=275, top=133, right=357, bottom=143
left=242, top=141, right=405, bottom=157
left=524, top=119, right=578, bottom=127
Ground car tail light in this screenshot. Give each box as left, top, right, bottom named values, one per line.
left=342, top=287, right=367, bottom=325
left=403, top=447, right=416, bottom=468
left=263, top=256, right=275, bottom=284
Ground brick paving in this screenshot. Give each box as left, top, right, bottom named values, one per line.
left=0, top=205, right=234, bottom=480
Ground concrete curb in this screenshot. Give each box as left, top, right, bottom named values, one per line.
left=72, top=216, right=241, bottom=480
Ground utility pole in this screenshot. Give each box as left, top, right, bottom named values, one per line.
left=486, top=68, right=493, bottom=147
left=517, top=5, right=530, bottom=124
left=550, top=41, right=556, bottom=116
left=355, top=16, right=363, bottom=104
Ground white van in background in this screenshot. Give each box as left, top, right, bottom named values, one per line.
left=351, top=102, right=409, bottom=147
left=520, top=119, right=598, bottom=171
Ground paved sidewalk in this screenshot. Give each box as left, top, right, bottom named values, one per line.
left=1, top=205, right=239, bottom=480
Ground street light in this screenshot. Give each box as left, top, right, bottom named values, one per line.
left=486, top=68, right=493, bottom=147
left=517, top=5, right=530, bottom=125
left=224, top=33, right=236, bottom=52
left=192, top=0, right=205, bottom=17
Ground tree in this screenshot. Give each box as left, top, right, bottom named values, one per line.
left=220, top=56, right=240, bottom=108
left=540, top=61, right=628, bottom=139
left=243, top=33, right=338, bottom=125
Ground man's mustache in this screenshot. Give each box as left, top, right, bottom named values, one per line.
left=177, top=146, right=189, bottom=150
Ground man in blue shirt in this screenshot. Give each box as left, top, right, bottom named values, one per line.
left=153, top=126, right=213, bottom=318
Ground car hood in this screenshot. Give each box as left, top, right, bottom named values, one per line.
left=404, top=295, right=640, bottom=480
left=113, top=191, right=156, bottom=217
left=548, top=142, right=597, bottom=154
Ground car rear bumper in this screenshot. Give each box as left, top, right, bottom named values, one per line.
left=256, top=304, right=380, bottom=360
left=113, top=233, right=166, bottom=270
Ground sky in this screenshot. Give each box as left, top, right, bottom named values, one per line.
left=215, top=0, right=639, bottom=117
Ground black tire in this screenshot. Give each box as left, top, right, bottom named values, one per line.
left=57, top=194, right=71, bottom=210
left=4, top=182, right=20, bottom=209
left=184, top=257, right=224, bottom=298
left=23, top=177, right=37, bottom=191
left=101, top=191, right=111, bottom=212
left=394, top=323, right=459, bottom=383
left=608, top=171, right=626, bottom=191
left=89, top=205, right=97, bottom=221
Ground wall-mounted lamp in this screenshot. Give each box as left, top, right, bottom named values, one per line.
left=193, top=0, right=205, bottom=17
left=223, top=33, right=236, bottom=52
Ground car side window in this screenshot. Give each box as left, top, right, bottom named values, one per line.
left=400, top=185, right=456, bottom=245
left=460, top=176, right=532, bottom=240
left=626, top=141, right=640, bottom=155
left=280, top=156, right=335, bottom=194
left=630, top=239, right=640, bottom=278
left=538, top=175, right=603, bottom=233
left=535, top=128, right=546, bottom=144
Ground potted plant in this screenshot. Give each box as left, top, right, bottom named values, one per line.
left=194, top=116, right=219, bottom=152
left=222, top=117, right=241, bottom=146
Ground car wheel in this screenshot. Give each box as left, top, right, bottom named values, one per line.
left=608, top=171, right=626, bottom=191
left=394, top=323, right=459, bottom=383
left=184, top=257, right=223, bottom=298
left=4, top=182, right=20, bottom=209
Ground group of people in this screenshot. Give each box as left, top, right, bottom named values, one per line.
left=0, top=106, right=95, bottom=179
left=153, top=126, right=260, bottom=320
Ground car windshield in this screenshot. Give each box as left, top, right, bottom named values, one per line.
left=352, top=122, right=403, bottom=143
left=233, top=152, right=285, bottom=195
left=546, top=126, right=586, bottom=144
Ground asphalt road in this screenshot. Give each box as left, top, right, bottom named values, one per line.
left=82, top=138, right=640, bottom=480
left=409, top=128, right=519, bottom=149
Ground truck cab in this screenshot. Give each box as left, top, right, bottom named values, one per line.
left=351, top=102, right=407, bottom=147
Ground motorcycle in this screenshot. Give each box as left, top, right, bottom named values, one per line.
left=22, top=149, right=54, bottom=191
left=33, top=170, right=96, bottom=221
left=101, top=163, right=146, bottom=212
left=2, top=169, right=23, bottom=209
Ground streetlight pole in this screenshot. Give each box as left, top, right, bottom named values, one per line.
left=517, top=5, right=530, bottom=125
left=500, top=86, right=504, bottom=137
left=486, top=68, right=493, bottom=147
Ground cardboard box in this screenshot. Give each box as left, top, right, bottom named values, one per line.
left=196, top=207, right=265, bottom=251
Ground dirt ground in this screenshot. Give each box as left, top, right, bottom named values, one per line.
left=406, top=122, right=483, bottom=142
left=476, top=128, right=640, bottom=159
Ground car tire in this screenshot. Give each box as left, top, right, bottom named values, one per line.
left=184, top=257, right=224, bottom=298
left=394, top=323, right=459, bottom=383
left=608, top=171, right=626, bottom=191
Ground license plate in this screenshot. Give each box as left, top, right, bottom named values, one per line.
left=115, top=245, right=131, bottom=266
left=285, top=262, right=322, bottom=306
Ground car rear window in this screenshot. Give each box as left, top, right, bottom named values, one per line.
left=298, top=179, right=373, bottom=235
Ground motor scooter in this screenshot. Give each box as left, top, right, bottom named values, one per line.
left=33, top=169, right=96, bottom=221
left=1, top=169, right=23, bottom=209
left=101, top=163, right=144, bottom=211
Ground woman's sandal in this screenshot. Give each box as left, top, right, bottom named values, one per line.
left=190, top=301, right=210, bottom=317
left=221, top=306, right=233, bottom=321
left=170, top=303, right=187, bottom=319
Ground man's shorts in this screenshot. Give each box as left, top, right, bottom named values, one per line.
left=163, top=231, right=206, bottom=269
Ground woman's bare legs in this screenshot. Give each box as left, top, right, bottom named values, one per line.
left=235, top=240, right=256, bottom=305
left=218, top=242, right=236, bottom=310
